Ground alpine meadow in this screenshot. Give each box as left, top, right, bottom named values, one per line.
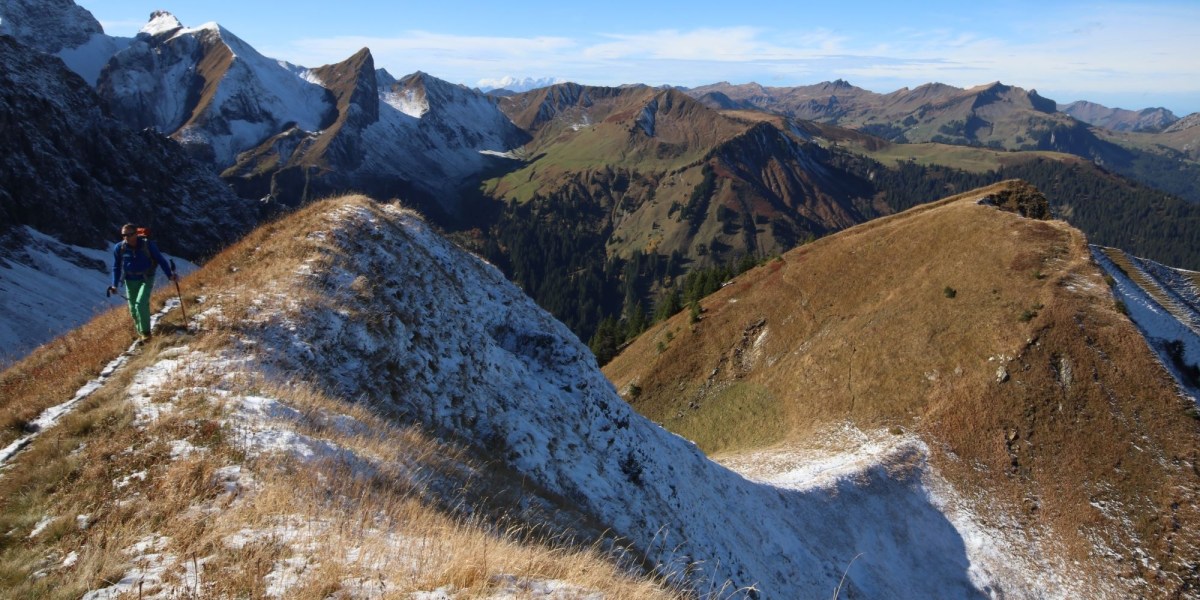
left=1, top=0, right=1199, bottom=598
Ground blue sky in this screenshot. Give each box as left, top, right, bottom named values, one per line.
left=90, top=1, right=1200, bottom=115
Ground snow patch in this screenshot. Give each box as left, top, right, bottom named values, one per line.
left=80, top=535, right=180, bottom=600
left=28, top=516, right=55, bottom=539
left=719, top=424, right=1092, bottom=598
left=56, top=32, right=130, bottom=86
left=383, top=90, right=428, bottom=118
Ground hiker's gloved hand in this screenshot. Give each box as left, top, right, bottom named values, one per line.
left=168, top=273, right=178, bottom=282
left=107, top=286, right=116, bottom=296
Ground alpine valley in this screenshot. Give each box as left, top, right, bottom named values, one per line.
left=1, top=1, right=1199, bottom=598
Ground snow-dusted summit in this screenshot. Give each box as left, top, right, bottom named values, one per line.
left=93, top=11, right=529, bottom=215
left=98, top=12, right=332, bottom=168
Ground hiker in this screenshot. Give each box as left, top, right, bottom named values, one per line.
left=107, top=223, right=176, bottom=341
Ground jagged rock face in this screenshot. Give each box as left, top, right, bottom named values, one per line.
left=0, top=0, right=100, bottom=54
left=97, top=14, right=334, bottom=169
left=221, top=62, right=530, bottom=218
left=96, top=12, right=528, bottom=220
left=351, top=70, right=529, bottom=215
left=981, top=180, right=1051, bottom=219
left=0, top=35, right=257, bottom=258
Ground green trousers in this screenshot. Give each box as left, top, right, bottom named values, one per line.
left=124, top=278, right=153, bottom=336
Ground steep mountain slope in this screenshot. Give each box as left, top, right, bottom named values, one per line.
left=1161, top=113, right=1200, bottom=161
left=490, top=84, right=872, bottom=264
left=95, top=11, right=527, bottom=216
left=478, top=84, right=887, bottom=346
left=0, top=0, right=127, bottom=84
left=0, top=237, right=675, bottom=598
left=2, top=194, right=1078, bottom=598
left=1060, top=100, right=1178, bottom=132
left=606, top=180, right=1200, bottom=598
left=0, top=35, right=254, bottom=256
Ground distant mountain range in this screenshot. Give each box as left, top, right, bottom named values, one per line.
left=685, top=80, right=1200, bottom=203
left=2, top=0, right=1199, bottom=358
left=1059, top=100, right=1178, bottom=132
left=477, top=75, right=567, bottom=94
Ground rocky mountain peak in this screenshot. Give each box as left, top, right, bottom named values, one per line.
left=139, top=10, right=183, bottom=39
left=1025, top=88, right=1057, bottom=113
left=310, top=47, right=379, bottom=133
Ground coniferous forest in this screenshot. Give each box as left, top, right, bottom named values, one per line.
left=480, top=148, right=1200, bottom=364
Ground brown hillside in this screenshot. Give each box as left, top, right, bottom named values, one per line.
left=605, top=180, right=1200, bottom=595
left=487, top=83, right=877, bottom=267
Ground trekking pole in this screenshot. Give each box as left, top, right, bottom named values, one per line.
left=170, top=260, right=189, bottom=330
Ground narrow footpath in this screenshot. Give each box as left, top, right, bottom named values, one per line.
left=0, top=299, right=181, bottom=472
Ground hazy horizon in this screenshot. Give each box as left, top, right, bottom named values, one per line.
left=91, top=0, right=1200, bottom=116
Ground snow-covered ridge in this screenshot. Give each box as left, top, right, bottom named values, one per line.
left=359, top=74, right=527, bottom=211
left=200, top=196, right=1082, bottom=598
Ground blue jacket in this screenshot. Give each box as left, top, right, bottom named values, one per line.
left=111, top=237, right=173, bottom=287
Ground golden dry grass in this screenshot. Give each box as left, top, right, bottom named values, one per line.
left=606, top=180, right=1200, bottom=596
left=0, top=287, right=180, bottom=449
left=0, top=195, right=683, bottom=599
